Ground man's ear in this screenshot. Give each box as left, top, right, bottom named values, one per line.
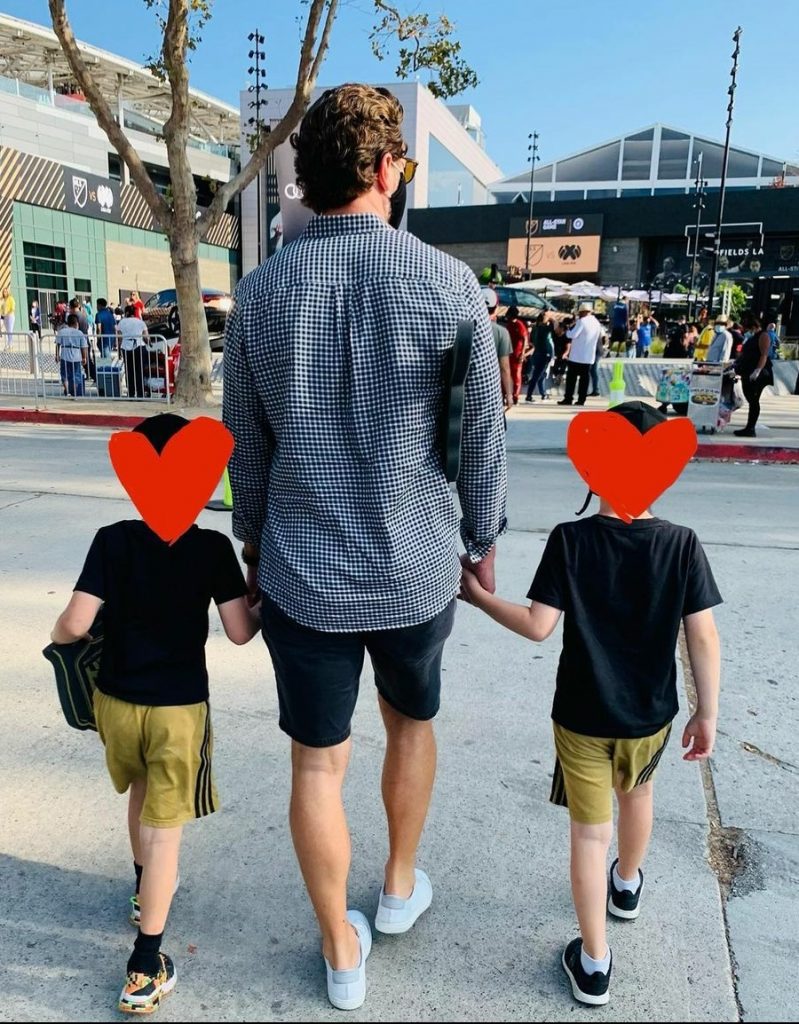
left=374, top=152, right=394, bottom=196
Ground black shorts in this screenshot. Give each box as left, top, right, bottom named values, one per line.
left=261, top=596, right=457, bottom=748
left=610, top=326, right=627, bottom=344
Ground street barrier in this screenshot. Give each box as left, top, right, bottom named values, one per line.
left=0, top=331, right=179, bottom=406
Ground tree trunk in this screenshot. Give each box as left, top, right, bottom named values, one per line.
left=171, top=234, right=212, bottom=406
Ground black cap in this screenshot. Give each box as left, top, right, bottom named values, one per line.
left=132, top=413, right=190, bottom=455
left=575, top=401, right=667, bottom=515
left=608, top=400, right=667, bottom=435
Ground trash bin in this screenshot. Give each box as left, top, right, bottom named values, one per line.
left=96, top=363, right=122, bottom=398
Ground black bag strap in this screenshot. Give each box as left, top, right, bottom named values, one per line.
left=440, top=320, right=474, bottom=483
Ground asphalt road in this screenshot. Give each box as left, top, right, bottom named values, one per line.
left=0, top=424, right=796, bottom=1022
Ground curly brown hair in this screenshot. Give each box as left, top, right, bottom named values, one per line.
left=292, top=84, right=405, bottom=214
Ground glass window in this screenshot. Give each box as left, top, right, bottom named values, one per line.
left=108, top=153, right=122, bottom=182
left=726, top=148, right=760, bottom=177
left=23, top=241, right=68, bottom=295
left=657, top=129, right=690, bottom=179
left=621, top=188, right=652, bottom=196
left=554, top=142, right=620, bottom=183
left=622, top=129, right=654, bottom=180
left=74, top=278, right=92, bottom=294
left=692, top=139, right=726, bottom=179
left=586, top=189, right=618, bottom=198
left=552, top=190, right=585, bottom=201
left=653, top=187, right=688, bottom=195
left=427, top=136, right=483, bottom=207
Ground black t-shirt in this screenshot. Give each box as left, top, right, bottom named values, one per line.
left=75, top=520, right=247, bottom=706
left=527, top=516, right=722, bottom=739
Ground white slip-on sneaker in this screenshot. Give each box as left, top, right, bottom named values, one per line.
left=325, top=910, right=372, bottom=1011
left=374, top=868, right=433, bottom=935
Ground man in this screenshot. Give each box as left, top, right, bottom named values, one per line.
left=504, top=305, right=529, bottom=404
left=705, top=317, right=733, bottom=363
left=483, top=292, right=513, bottom=409
left=55, top=312, right=87, bottom=397
left=223, top=84, right=507, bottom=1012
left=70, top=298, right=95, bottom=382
left=608, top=296, right=629, bottom=356
left=558, top=303, right=603, bottom=406
left=95, top=298, right=117, bottom=358
left=635, top=313, right=658, bottom=358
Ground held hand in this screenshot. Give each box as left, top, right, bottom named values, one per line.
left=461, top=546, right=496, bottom=595
left=458, top=560, right=487, bottom=605
left=682, top=714, right=716, bottom=761
left=245, top=564, right=260, bottom=608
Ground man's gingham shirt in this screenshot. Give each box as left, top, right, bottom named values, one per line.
left=223, top=213, right=507, bottom=632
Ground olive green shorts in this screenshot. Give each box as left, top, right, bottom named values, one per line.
left=550, top=721, right=673, bottom=825
left=94, top=690, right=219, bottom=828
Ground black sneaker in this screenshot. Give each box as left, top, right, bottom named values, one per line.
left=561, top=938, right=612, bottom=1006
left=607, top=858, right=643, bottom=919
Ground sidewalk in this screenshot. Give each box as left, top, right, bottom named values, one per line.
left=1, top=386, right=798, bottom=463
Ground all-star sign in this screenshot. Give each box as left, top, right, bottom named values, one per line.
left=63, top=166, right=121, bottom=222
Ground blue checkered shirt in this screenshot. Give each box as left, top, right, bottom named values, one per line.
left=223, top=213, right=507, bottom=632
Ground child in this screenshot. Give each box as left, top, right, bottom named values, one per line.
left=50, top=413, right=261, bottom=1015
left=460, top=401, right=721, bottom=1007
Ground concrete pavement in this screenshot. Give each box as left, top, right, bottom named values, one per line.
left=4, top=424, right=797, bottom=1020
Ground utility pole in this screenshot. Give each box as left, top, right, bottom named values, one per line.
left=687, top=152, right=707, bottom=320
left=706, top=27, right=742, bottom=319
left=525, top=131, right=539, bottom=278
left=247, top=29, right=267, bottom=266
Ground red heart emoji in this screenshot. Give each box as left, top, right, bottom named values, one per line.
left=109, top=417, right=234, bottom=544
left=567, top=412, right=697, bottom=523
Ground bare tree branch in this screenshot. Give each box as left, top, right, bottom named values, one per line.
left=198, top=0, right=339, bottom=236
left=48, top=0, right=172, bottom=232
left=160, top=0, right=196, bottom=238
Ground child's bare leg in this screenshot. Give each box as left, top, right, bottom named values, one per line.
left=615, top=781, right=653, bottom=880
left=127, top=778, right=146, bottom=866
left=138, top=825, right=183, bottom=935
left=570, top=819, right=612, bottom=959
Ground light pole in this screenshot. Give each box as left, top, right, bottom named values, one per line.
left=687, top=152, right=707, bottom=320
left=525, top=131, right=540, bottom=277
left=706, top=27, right=742, bottom=319
left=247, top=30, right=267, bottom=265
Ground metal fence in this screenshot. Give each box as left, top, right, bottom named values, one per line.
left=0, top=331, right=178, bottom=406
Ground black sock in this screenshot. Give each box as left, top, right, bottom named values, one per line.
left=134, top=861, right=143, bottom=895
left=127, top=930, right=163, bottom=976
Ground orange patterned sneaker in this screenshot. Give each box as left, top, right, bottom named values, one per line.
left=118, top=953, right=176, bottom=1014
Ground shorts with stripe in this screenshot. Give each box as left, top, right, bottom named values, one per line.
left=550, top=721, right=672, bottom=825
left=94, top=690, right=218, bottom=828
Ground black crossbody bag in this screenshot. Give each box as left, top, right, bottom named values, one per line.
left=439, top=320, right=474, bottom=483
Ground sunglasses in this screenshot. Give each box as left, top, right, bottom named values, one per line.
left=400, top=158, right=419, bottom=184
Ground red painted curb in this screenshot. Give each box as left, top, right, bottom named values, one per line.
left=693, top=444, right=799, bottom=464
left=0, top=409, right=146, bottom=428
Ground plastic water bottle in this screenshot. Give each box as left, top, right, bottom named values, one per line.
left=608, top=360, right=625, bottom=407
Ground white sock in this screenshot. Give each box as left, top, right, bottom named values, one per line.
left=613, top=862, right=640, bottom=893
left=581, top=944, right=611, bottom=976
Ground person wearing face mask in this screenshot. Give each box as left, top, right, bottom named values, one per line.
left=705, top=317, right=733, bottom=363
left=223, top=83, right=507, bottom=1012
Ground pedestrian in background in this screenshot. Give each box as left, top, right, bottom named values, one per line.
left=705, top=318, right=733, bottom=363
left=484, top=287, right=514, bottom=410
left=505, top=305, right=529, bottom=405
left=29, top=298, right=42, bottom=339
left=525, top=313, right=555, bottom=402
left=766, top=322, right=780, bottom=361
left=608, top=296, right=628, bottom=356
left=734, top=311, right=773, bottom=437
left=1, top=287, right=15, bottom=348
left=55, top=313, right=87, bottom=397
left=635, top=313, right=658, bottom=358
left=558, top=303, right=603, bottom=406
left=95, top=298, right=118, bottom=358
left=117, top=304, right=149, bottom=398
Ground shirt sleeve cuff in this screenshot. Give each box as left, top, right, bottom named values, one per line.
left=460, top=517, right=508, bottom=562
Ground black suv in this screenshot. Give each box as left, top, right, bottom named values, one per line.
left=141, top=288, right=232, bottom=349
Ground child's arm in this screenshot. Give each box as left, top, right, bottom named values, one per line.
left=51, top=591, right=102, bottom=644
left=682, top=608, right=720, bottom=760
left=460, top=569, right=561, bottom=642
left=217, top=596, right=261, bottom=645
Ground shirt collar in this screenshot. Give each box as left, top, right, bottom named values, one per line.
left=303, top=213, right=391, bottom=238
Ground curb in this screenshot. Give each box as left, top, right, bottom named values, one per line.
left=0, top=409, right=146, bottom=428
left=692, top=444, right=799, bottom=464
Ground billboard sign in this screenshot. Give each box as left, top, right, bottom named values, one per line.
left=63, top=167, right=121, bottom=222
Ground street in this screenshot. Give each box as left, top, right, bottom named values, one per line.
left=0, top=423, right=796, bottom=1022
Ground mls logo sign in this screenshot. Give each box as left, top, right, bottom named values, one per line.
left=72, top=175, right=88, bottom=209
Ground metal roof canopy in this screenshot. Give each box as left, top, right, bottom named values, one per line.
left=0, top=13, right=240, bottom=146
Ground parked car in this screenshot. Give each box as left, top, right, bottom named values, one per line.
left=141, top=288, right=232, bottom=349
left=493, top=285, right=555, bottom=321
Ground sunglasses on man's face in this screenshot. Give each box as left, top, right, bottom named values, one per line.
left=400, top=158, right=419, bottom=184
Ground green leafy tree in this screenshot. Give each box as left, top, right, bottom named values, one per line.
left=48, top=0, right=478, bottom=405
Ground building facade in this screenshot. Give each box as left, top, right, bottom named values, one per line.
left=0, top=14, right=241, bottom=322
left=489, top=124, right=799, bottom=204
left=238, top=82, right=503, bottom=274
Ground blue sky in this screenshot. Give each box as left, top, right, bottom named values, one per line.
left=3, top=0, right=797, bottom=175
